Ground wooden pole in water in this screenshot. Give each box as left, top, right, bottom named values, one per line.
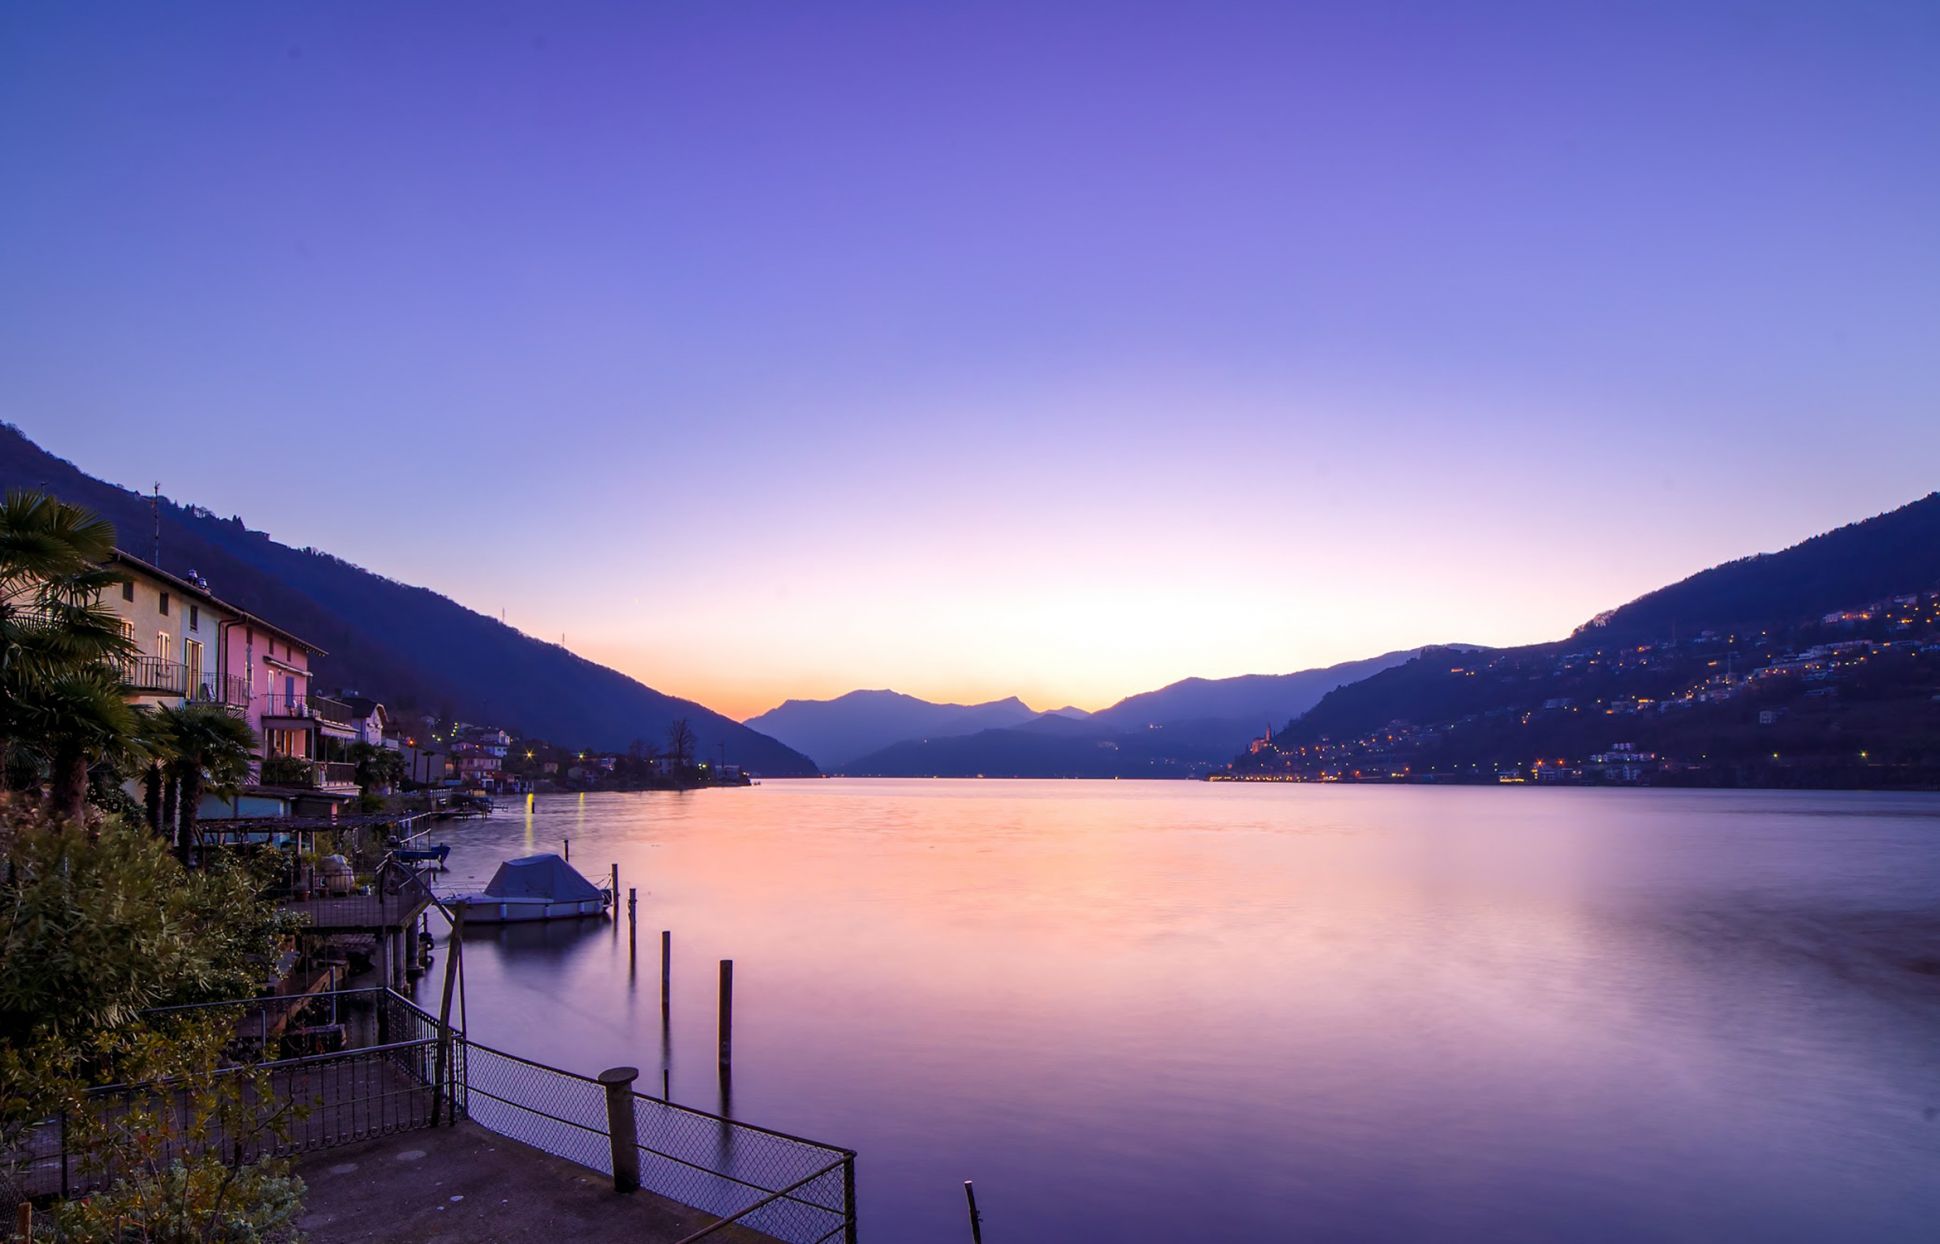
left=717, top=959, right=734, bottom=1070
left=661, top=930, right=671, bottom=1018
left=964, top=1181, right=983, bottom=1244
left=610, top=862, right=619, bottom=900
left=563, top=837, right=570, bottom=862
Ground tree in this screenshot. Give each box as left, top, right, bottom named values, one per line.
left=0, top=810, right=303, bottom=1235
left=132, top=706, right=178, bottom=836
left=348, top=741, right=405, bottom=795
left=161, top=704, right=257, bottom=863
left=0, top=490, right=135, bottom=813
left=35, top=665, right=140, bottom=823
left=666, top=718, right=697, bottom=770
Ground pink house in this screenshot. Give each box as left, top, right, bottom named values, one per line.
left=222, top=612, right=361, bottom=792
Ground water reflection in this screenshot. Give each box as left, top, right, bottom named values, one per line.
left=428, top=782, right=1940, bottom=1243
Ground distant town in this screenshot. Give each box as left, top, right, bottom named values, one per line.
left=1225, top=587, right=1940, bottom=788
left=103, top=546, right=749, bottom=824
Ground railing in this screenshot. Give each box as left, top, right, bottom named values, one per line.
left=112, top=657, right=250, bottom=706
left=118, top=653, right=187, bottom=694
left=194, top=670, right=252, bottom=707
left=258, top=692, right=356, bottom=723
left=273, top=855, right=443, bottom=929
left=2, top=988, right=857, bottom=1242
left=2, top=990, right=448, bottom=1202
left=318, top=760, right=361, bottom=787
left=461, top=1040, right=857, bottom=1244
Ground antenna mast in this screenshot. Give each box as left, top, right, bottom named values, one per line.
left=152, top=483, right=161, bottom=565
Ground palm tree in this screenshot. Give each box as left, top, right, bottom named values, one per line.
left=162, top=703, right=257, bottom=864
left=348, top=741, right=405, bottom=796
left=132, top=706, right=179, bottom=835
left=0, top=490, right=134, bottom=801
left=36, top=665, right=140, bottom=823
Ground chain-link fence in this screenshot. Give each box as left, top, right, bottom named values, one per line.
left=459, top=1037, right=857, bottom=1244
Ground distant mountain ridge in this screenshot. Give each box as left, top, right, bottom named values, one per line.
left=1236, top=491, right=1940, bottom=786
left=744, top=690, right=1038, bottom=769
left=789, top=650, right=1431, bottom=778
left=0, top=423, right=818, bottom=775
left=1591, top=492, right=1940, bottom=640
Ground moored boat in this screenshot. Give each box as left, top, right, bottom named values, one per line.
left=448, top=853, right=612, bottom=924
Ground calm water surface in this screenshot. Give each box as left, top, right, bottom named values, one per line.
left=423, top=781, right=1940, bottom=1241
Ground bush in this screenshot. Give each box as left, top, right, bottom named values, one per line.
left=48, top=1156, right=307, bottom=1244
left=258, top=755, right=315, bottom=788
left=0, top=805, right=308, bottom=1234
left=0, top=810, right=288, bottom=1053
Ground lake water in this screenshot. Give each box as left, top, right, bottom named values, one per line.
left=423, top=781, right=1940, bottom=1242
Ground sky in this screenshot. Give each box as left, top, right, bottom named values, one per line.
left=3, top=2, right=1938, bottom=720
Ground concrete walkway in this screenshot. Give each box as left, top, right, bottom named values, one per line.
left=292, top=1121, right=776, bottom=1244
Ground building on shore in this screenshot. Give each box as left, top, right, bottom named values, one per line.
left=98, top=549, right=361, bottom=810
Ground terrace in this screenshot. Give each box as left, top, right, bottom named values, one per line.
left=7, top=989, right=858, bottom=1244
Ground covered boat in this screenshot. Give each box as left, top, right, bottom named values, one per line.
left=449, top=853, right=611, bottom=924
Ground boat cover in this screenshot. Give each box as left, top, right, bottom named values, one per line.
left=481, top=853, right=603, bottom=902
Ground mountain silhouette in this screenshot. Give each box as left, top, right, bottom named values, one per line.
left=0, top=422, right=817, bottom=776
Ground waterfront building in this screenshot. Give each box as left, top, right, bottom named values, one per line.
left=98, top=550, right=359, bottom=798
left=99, top=551, right=251, bottom=713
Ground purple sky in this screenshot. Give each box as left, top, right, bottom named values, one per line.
left=4, top=2, right=1938, bottom=719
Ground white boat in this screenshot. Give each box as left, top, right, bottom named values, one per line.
left=449, top=853, right=612, bottom=924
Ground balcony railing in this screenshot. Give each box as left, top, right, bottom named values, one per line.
left=193, top=670, right=252, bottom=707
left=119, top=653, right=188, bottom=695
left=319, top=761, right=360, bottom=788
left=115, top=656, right=250, bottom=707
left=258, top=693, right=358, bottom=724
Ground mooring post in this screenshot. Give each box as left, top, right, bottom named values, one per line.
left=611, top=862, right=619, bottom=899
left=598, top=1066, right=642, bottom=1193
left=718, top=959, right=734, bottom=1070
left=964, top=1180, right=983, bottom=1244
left=661, top=930, right=672, bottom=1017
left=563, top=837, right=570, bottom=862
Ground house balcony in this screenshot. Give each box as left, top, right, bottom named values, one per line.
left=258, top=693, right=358, bottom=726
left=254, top=756, right=362, bottom=793
left=117, top=656, right=250, bottom=711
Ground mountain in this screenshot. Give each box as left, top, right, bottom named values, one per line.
left=844, top=717, right=1228, bottom=779
left=772, top=651, right=1433, bottom=777
left=1590, top=493, right=1940, bottom=641
left=743, top=690, right=1037, bottom=770
left=1237, top=493, right=1940, bottom=787
left=839, top=652, right=1433, bottom=778
left=0, top=423, right=818, bottom=775
left=1089, top=650, right=1428, bottom=735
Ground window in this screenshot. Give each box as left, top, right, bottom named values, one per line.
left=189, top=604, right=199, bottom=632
left=155, top=632, right=171, bottom=661
left=121, top=579, right=134, bottom=602
left=159, top=591, right=170, bottom=617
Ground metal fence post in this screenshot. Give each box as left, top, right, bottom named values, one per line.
left=598, top=1067, right=641, bottom=1193
left=965, top=1179, right=983, bottom=1244
left=844, top=1156, right=859, bottom=1244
